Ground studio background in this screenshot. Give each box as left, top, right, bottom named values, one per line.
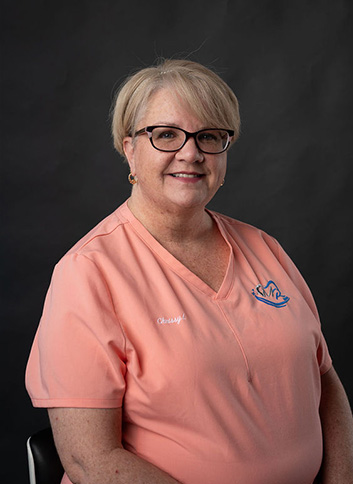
left=1, top=1, right=352, bottom=482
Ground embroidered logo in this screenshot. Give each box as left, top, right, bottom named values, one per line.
left=157, top=314, right=186, bottom=325
left=251, top=280, right=290, bottom=308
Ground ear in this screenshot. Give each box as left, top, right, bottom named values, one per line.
left=123, top=136, right=136, bottom=173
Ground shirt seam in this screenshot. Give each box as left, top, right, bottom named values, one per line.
left=75, top=217, right=129, bottom=254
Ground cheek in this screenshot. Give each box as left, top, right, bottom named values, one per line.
left=213, top=157, right=227, bottom=179
left=135, top=154, right=174, bottom=179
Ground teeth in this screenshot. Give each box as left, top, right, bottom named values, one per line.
left=172, top=174, right=200, bottom=178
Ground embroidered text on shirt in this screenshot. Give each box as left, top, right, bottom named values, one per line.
left=157, top=314, right=186, bottom=325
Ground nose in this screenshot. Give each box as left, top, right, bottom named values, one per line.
left=175, top=136, right=204, bottom=163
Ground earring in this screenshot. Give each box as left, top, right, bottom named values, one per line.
left=128, top=173, right=137, bottom=185
left=220, top=179, right=225, bottom=187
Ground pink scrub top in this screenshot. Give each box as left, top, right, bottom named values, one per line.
left=26, top=201, right=332, bottom=484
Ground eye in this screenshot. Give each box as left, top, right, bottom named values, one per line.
left=198, top=131, right=218, bottom=142
left=154, top=128, right=178, bottom=140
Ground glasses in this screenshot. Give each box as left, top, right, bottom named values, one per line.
left=134, top=126, right=234, bottom=154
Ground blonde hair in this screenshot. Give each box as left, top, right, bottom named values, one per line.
left=111, top=59, right=240, bottom=158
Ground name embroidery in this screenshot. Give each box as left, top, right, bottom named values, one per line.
left=157, top=314, right=186, bottom=325
left=251, top=280, right=290, bottom=308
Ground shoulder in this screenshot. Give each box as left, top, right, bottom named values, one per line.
left=57, top=201, right=134, bottom=259
left=52, top=201, right=135, bottom=279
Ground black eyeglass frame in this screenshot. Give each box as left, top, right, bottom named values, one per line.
left=134, top=125, right=235, bottom=154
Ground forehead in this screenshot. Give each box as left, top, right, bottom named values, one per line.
left=139, top=88, right=205, bottom=130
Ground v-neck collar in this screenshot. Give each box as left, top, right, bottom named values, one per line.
left=117, top=200, right=235, bottom=300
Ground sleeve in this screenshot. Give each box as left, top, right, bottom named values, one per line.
left=25, top=252, right=127, bottom=408
left=267, top=235, right=332, bottom=375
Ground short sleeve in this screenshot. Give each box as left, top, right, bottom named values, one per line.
left=25, top=253, right=127, bottom=408
left=268, top=235, right=332, bottom=375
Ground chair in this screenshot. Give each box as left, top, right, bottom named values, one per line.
left=27, top=427, right=64, bottom=484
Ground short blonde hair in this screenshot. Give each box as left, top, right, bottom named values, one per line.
left=111, top=59, right=240, bottom=158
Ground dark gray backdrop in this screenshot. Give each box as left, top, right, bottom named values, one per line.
left=2, top=1, right=352, bottom=482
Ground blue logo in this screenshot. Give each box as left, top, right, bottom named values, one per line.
left=251, top=280, right=290, bottom=308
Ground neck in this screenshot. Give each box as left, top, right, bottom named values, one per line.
left=127, top=195, right=214, bottom=245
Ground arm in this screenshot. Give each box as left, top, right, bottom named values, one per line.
left=48, top=407, right=181, bottom=484
left=318, top=366, right=353, bottom=483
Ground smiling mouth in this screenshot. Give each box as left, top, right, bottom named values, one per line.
left=170, top=173, right=203, bottom=178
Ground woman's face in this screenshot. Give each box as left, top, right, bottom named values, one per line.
left=123, top=88, right=228, bottom=216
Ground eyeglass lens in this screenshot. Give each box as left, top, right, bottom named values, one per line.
left=150, top=127, right=230, bottom=153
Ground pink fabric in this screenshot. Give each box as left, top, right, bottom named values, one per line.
left=60, top=474, right=71, bottom=484
left=26, top=201, right=331, bottom=484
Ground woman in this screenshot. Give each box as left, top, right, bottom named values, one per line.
left=26, top=59, right=353, bottom=484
